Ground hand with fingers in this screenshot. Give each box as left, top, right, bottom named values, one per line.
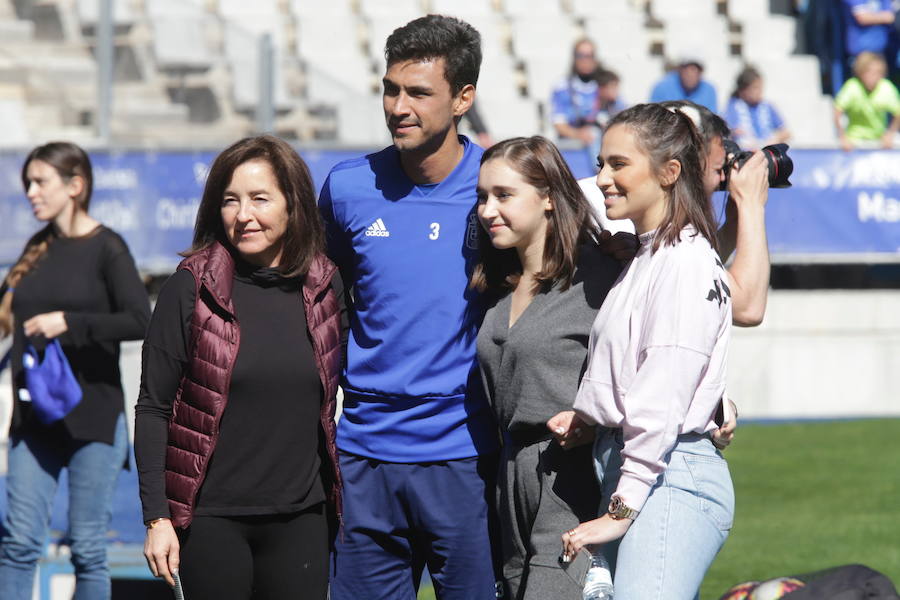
left=547, top=410, right=595, bottom=450
left=597, top=230, right=638, bottom=264
left=144, top=518, right=180, bottom=587
left=23, top=311, right=68, bottom=339
left=560, top=515, right=631, bottom=563
left=727, top=151, right=769, bottom=210
left=712, top=398, right=739, bottom=450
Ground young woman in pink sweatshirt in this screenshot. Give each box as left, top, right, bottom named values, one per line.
left=557, top=103, right=735, bottom=599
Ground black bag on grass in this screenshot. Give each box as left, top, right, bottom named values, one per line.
left=719, top=564, right=899, bottom=600
left=785, top=564, right=899, bottom=600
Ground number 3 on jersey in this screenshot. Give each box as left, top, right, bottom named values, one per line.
left=429, top=222, right=440, bottom=240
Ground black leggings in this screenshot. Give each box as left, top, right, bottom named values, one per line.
left=178, top=505, right=328, bottom=600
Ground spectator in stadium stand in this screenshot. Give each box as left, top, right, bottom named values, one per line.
left=472, top=136, right=622, bottom=599
left=0, top=142, right=150, bottom=600
left=834, top=51, right=900, bottom=150
left=650, top=54, right=718, bottom=113
left=135, top=135, right=344, bottom=599
left=593, top=69, right=627, bottom=135
left=558, top=104, right=735, bottom=599
left=551, top=39, right=605, bottom=153
left=723, top=66, right=791, bottom=151
left=840, top=0, right=896, bottom=62
left=318, top=15, right=500, bottom=599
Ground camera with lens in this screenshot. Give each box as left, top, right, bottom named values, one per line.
left=718, top=140, right=793, bottom=192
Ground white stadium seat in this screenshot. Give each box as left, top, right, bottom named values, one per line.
left=607, top=55, right=665, bottom=105
left=477, top=95, right=541, bottom=139
left=522, top=56, right=567, bottom=102
left=218, top=0, right=280, bottom=19
left=477, top=53, right=521, bottom=102
left=151, top=17, right=214, bottom=71
left=702, top=56, right=744, bottom=108
left=650, top=0, right=716, bottom=21
left=502, top=0, right=563, bottom=17
left=305, top=54, right=375, bottom=100
left=222, top=21, right=291, bottom=111
left=431, top=0, right=495, bottom=16
left=571, top=0, right=638, bottom=18
left=510, top=16, right=578, bottom=62
left=584, top=14, right=650, bottom=61
left=290, top=0, right=354, bottom=18
left=296, top=16, right=362, bottom=61
left=0, top=98, right=30, bottom=147
left=663, top=16, right=730, bottom=64
left=727, top=0, right=770, bottom=23
left=359, top=0, right=423, bottom=19
left=753, top=55, right=827, bottom=145
left=146, top=0, right=205, bottom=17
left=76, top=0, right=134, bottom=26
left=742, top=16, right=797, bottom=59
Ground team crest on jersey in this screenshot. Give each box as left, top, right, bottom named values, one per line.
left=465, top=213, right=479, bottom=249
left=365, top=218, right=390, bottom=237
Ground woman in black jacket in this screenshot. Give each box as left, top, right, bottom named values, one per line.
left=0, top=141, right=150, bottom=600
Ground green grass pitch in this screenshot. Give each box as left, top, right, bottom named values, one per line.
left=417, top=419, right=900, bottom=599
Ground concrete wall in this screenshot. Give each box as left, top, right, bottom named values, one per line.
left=728, top=290, right=900, bottom=419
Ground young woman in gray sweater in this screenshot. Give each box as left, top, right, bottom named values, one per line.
left=471, top=136, right=622, bottom=600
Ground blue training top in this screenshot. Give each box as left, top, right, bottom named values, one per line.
left=650, top=70, right=719, bottom=114
left=842, top=0, right=893, bottom=56
left=318, top=136, right=499, bottom=462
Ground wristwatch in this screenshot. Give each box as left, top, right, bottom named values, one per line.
left=608, top=496, right=640, bottom=520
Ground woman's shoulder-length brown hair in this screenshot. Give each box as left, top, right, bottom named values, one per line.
left=183, top=135, right=324, bottom=277
left=470, top=136, right=601, bottom=295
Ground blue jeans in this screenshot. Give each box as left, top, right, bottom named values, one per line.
left=0, top=413, right=128, bottom=600
left=593, top=428, right=734, bottom=600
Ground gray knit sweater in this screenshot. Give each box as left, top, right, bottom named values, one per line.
left=477, top=243, right=621, bottom=444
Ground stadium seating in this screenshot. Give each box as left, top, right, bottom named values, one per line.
left=0, top=0, right=839, bottom=147
left=0, top=96, right=30, bottom=147
left=502, top=0, right=563, bottom=17
left=650, top=0, right=718, bottom=21
left=290, top=0, right=354, bottom=18
left=663, top=16, right=731, bottom=63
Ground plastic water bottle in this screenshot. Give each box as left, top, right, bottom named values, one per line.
left=582, top=552, right=614, bottom=600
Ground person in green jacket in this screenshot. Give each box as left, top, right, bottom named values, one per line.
left=834, top=51, right=900, bottom=150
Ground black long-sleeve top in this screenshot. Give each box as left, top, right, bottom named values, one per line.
left=134, top=260, right=347, bottom=523
left=7, top=225, right=150, bottom=444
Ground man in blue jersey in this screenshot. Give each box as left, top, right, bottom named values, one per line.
left=318, top=15, right=499, bottom=600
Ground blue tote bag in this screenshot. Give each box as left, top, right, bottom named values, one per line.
left=22, top=339, right=82, bottom=424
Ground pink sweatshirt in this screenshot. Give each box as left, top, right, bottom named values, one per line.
left=573, top=227, right=731, bottom=512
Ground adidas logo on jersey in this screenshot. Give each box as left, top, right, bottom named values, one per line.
left=365, top=218, right=391, bottom=237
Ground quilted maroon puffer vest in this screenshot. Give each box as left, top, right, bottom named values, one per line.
left=164, top=242, right=343, bottom=529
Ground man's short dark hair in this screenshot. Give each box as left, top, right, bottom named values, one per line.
left=384, top=15, right=482, bottom=94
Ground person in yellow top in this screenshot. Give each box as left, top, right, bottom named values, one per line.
left=834, top=51, right=900, bottom=150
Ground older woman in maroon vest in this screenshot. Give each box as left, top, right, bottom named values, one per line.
left=134, top=135, right=344, bottom=599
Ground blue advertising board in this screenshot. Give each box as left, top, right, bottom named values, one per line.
left=1, top=147, right=898, bottom=272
